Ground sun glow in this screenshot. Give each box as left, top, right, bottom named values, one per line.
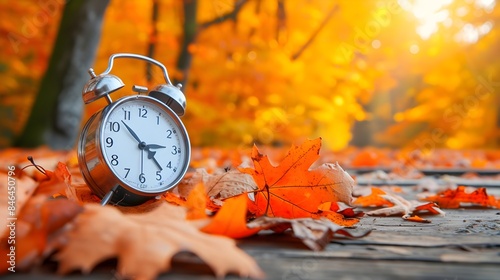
left=399, top=0, right=496, bottom=42
left=399, top=0, right=454, bottom=39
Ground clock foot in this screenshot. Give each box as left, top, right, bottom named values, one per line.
left=100, top=188, right=117, bottom=206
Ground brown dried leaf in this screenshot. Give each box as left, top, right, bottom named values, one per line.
left=177, top=169, right=258, bottom=205
left=0, top=172, right=37, bottom=239
left=356, top=188, right=445, bottom=221
left=56, top=203, right=264, bottom=280
left=247, top=216, right=369, bottom=251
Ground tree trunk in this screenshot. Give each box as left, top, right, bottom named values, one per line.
left=175, top=0, right=198, bottom=87
left=15, top=0, right=110, bottom=150
left=146, top=0, right=160, bottom=83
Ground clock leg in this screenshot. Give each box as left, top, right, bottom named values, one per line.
left=100, top=186, right=118, bottom=206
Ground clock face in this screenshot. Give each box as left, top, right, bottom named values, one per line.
left=100, top=96, right=190, bottom=193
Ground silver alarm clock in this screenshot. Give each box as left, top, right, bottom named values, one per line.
left=78, top=53, right=191, bottom=206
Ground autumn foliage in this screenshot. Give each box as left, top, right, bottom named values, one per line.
left=2, top=1, right=500, bottom=150
left=2, top=138, right=500, bottom=278
left=0, top=139, right=361, bottom=279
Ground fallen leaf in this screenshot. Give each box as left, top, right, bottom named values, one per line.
left=35, top=162, right=72, bottom=196
left=353, top=187, right=393, bottom=207
left=205, top=169, right=258, bottom=205
left=177, top=168, right=258, bottom=206
left=0, top=147, right=70, bottom=178
left=65, top=183, right=101, bottom=204
left=186, top=183, right=208, bottom=220
left=0, top=171, right=37, bottom=239
left=201, top=195, right=261, bottom=238
left=354, top=187, right=445, bottom=222
left=316, top=201, right=361, bottom=227
left=402, top=214, right=431, bottom=223
left=422, top=186, right=500, bottom=209
left=314, top=210, right=359, bottom=227
left=0, top=197, right=82, bottom=272
left=0, top=161, right=82, bottom=272
left=351, top=150, right=380, bottom=167
left=241, top=138, right=354, bottom=222
left=247, top=216, right=369, bottom=251
left=56, top=203, right=264, bottom=280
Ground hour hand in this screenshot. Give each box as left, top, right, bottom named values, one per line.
left=147, top=150, right=163, bottom=171
left=121, top=120, right=142, bottom=143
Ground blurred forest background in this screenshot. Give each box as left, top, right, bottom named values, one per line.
left=1, top=0, right=500, bottom=151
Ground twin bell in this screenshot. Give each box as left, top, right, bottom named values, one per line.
left=81, top=53, right=186, bottom=117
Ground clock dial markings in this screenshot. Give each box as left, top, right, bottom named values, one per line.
left=102, top=99, right=188, bottom=192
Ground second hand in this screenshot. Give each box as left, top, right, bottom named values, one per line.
left=140, top=148, right=145, bottom=183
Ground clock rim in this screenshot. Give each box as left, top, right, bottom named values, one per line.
left=97, top=95, right=191, bottom=195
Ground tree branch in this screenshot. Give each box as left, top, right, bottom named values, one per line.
left=199, top=0, right=249, bottom=29
left=291, top=4, right=339, bottom=61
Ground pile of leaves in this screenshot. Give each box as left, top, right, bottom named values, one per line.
left=0, top=138, right=363, bottom=279
left=1, top=139, right=500, bottom=279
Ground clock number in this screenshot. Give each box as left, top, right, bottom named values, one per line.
left=171, top=145, right=181, bottom=155
left=124, top=168, right=130, bottom=178
left=105, top=137, right=113, bottom=147
left=123, top=110, right=131, bottom=120
left=166, top=129, right=172, bottom=139
left=138, top=108, right=148, bottom=118
left=166, top=162, right=177, bottom=172
left=111, top=154, right=119, bottom=166
left=156, top=171, right=162, bottom=181
left=156, top=116, right=160, bottom=125
left=139, top=173, right=146, bottom=183
left=108, top=122, right=120, bottom=132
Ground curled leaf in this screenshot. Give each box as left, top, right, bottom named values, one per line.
left=247, top=216, right=369, bottom=251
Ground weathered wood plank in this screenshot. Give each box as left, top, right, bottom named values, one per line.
left=4, top=191, right=499, bottom=279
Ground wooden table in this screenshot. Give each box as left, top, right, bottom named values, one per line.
left=4, top=186, right=500, bottom=280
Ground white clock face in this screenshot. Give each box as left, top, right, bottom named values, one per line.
left=101, top=97, right=189, bottom=193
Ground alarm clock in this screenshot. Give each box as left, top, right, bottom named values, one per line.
left=78, top=53, right=191, bottom=206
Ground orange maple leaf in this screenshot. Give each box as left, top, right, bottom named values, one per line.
left=241, top=138, right=354, bottom=222
left=201, top=194, right=261, bottom=239
left=422, top=186, right=500, bottom=209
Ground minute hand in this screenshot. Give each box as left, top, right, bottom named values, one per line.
left=121, top=121, right=142, bottom=143
left=146, top=144, right=166, bottom=149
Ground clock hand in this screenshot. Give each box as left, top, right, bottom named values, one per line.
left=120, top=121, right=164, bottom=171
left=140, top=149, right=144, bottom=175
left=121, top=120, right=142, bottom=144
left=145, top=144, right=166, bottom=149
left=145, top=148, right=163, bottom=171
left=150, top=151, right=163, bottom=171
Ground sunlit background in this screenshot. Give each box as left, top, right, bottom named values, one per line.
left=1, top=0, right=499, bottom=150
